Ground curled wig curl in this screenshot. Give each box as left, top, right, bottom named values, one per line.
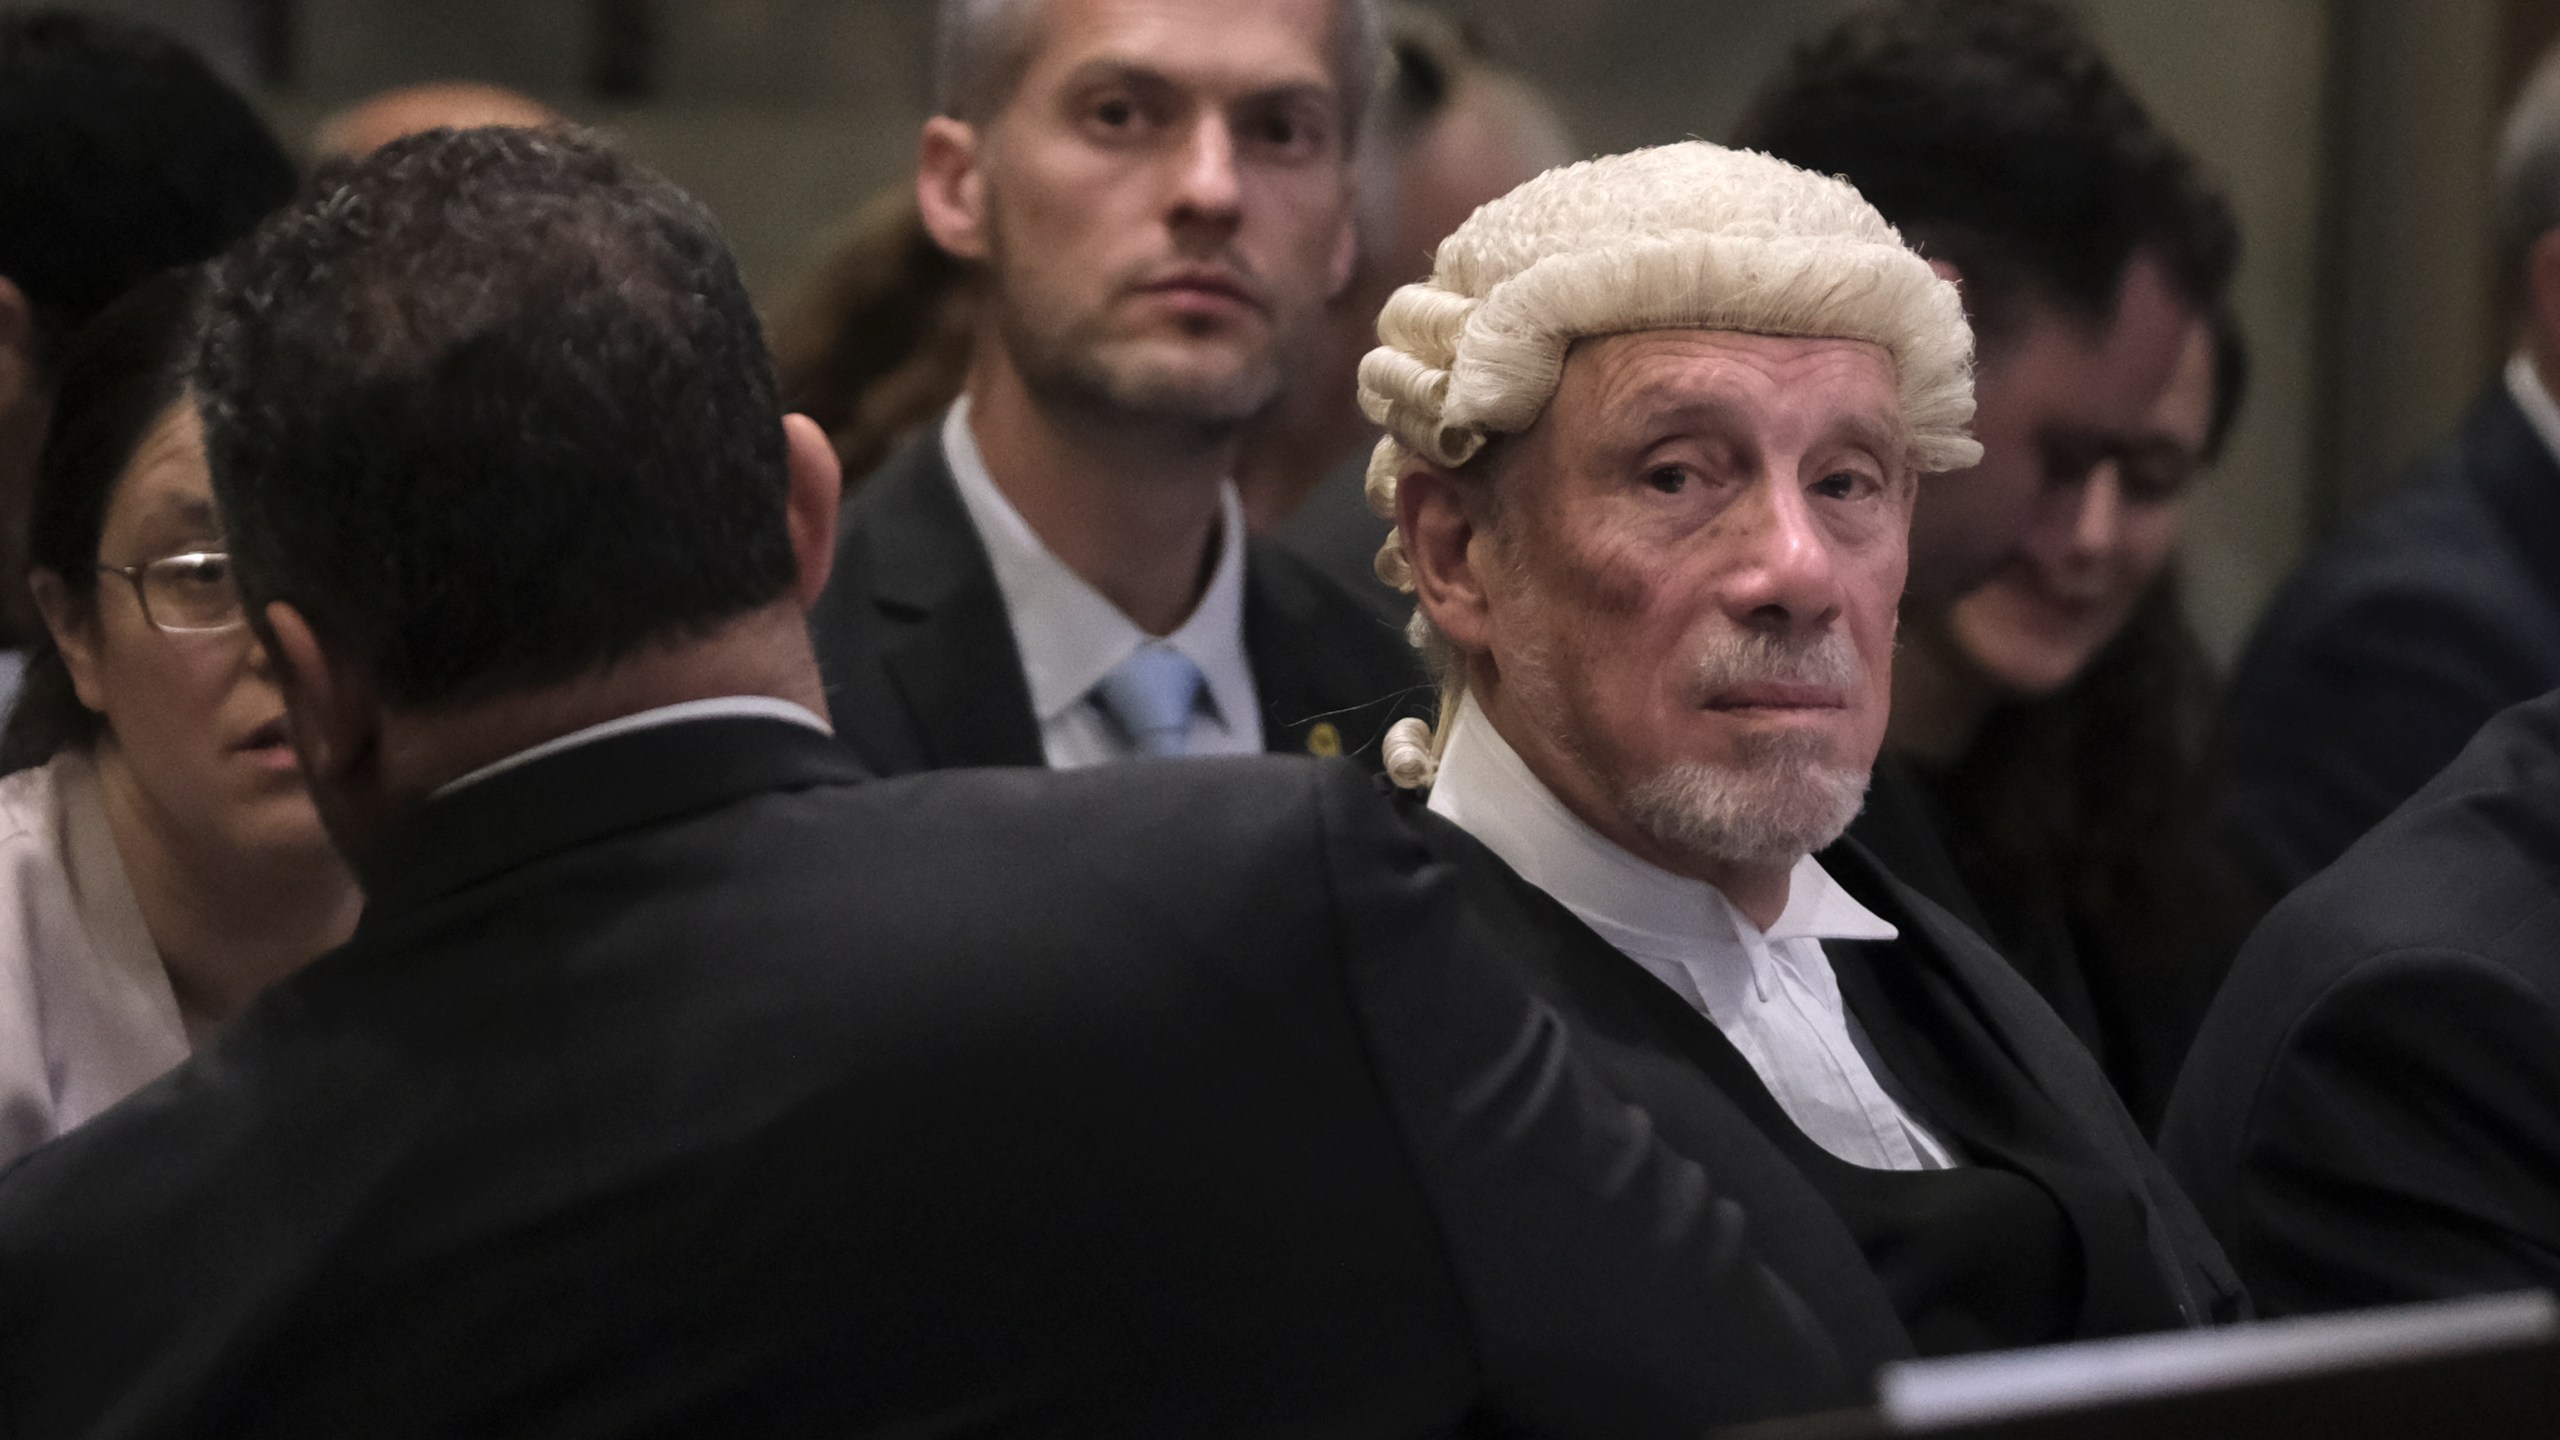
left=1357, top=142, right=1979, bottom=786
left=1360, top=141, right=1980, bottom=582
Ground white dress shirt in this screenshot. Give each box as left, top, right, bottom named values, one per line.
left=1427, top=698, right=1956, bottom=1171
left=2507, top=352, right=2560, bottom=468
left=940, top=400, right=1263, bottom=768
left=0, top=750, right=188, bottom=1168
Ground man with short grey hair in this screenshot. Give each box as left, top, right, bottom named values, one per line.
left=813, top=0, right=1422, bottom=773
left=2216, top=38, right=2560, bottom=911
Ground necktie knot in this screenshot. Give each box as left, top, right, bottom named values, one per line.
left=1094, top=645, right=1206, bottom=758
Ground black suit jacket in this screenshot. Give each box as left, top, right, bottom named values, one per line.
left=812, top=432, right=1428, bottom=772
left=2163, top=686, right=2560, bottom=1314
left=2215, top=382, right=2560, bottom=911
left=1423, top=811, right=2245, bottom=1360
left=0, top=718, right=1861, bottom=1439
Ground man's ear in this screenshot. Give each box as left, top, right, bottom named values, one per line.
left=260, top=601, right=376, bottom=790
left=780, top=413, right=843, bottom=610
left=1396, top=458, right=1496, bottom=654
left=916, top=117, right=992, bottom=262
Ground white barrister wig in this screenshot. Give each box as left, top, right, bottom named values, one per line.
left=1357, top=140, right=1982, bottom=594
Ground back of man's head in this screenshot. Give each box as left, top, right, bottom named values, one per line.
left=1735, top=0, right=2234, bottom=350
left=196, top=127, right=798, bottom=711
left=0, top=9, right=294, bottom=369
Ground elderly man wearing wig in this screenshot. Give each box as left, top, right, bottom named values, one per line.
left=1369, top=142, right=2242, bottom=1361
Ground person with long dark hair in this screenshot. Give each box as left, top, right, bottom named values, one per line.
left=0, top=272, right=356, bottom=1166
left=1878, top=311, right=2250, bottom=1131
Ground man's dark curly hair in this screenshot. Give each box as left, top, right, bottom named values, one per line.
left=195, top=126, right=799, bottom=711
left=1734, top=0, right=2237, bottom=353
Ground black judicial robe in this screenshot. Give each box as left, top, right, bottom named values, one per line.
left=1411, top=798, right=2247, bottom=1361
left=0, top=722, right=1869, bottom=1439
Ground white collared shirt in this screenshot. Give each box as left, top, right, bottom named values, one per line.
left=940, top=399, right=1263, bottom=768
left=436, top=696, right=833, bottom=798
left=1427, top=697, right=1955, bottom=1171
left=2507, top=352, right=2560, bottom=467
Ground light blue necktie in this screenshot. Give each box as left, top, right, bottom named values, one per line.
left=1093, top=645, right=1206, bottom=759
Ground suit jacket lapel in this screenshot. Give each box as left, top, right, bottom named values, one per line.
left=831, top=435, right=1046, bottom=771
left=1245, top=539, right=1433, bottom=762
left=1245, top=544, right=1329, bottom=757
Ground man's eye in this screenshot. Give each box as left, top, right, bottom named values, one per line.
left=1248, top=111, right=1325, bottom=157
left=2119, top=451, right=2198, bottom=503
left=1095, top=98, right=1135, bottom=127
left=1645, top=466, right=1688, bottom=495
left=1812, top=470, right=1870, bottom=500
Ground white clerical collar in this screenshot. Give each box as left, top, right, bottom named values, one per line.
left=435, top=696, right=832, bottom=798
left=2506, top=353, right=2560, bottom=471
left=1424, top=695, right=1895, bottom=963
left=940, top=398, right=1256, bottom=735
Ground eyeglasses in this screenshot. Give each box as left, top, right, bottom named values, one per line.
left=95, top=550, right=244, bottom=635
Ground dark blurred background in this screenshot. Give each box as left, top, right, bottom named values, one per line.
left=60, top=0, right=2560, bottom=661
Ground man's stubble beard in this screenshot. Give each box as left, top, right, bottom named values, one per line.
left=988, top=230, right=1286, bottom=443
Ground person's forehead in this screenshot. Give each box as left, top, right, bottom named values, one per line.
left=1018, top=0, right=1340, bottom=101
left=1557, top=330, right=1901, bottom=423
left=103, top=403, right=217, bottom=544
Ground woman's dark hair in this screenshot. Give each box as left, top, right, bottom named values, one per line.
left=1734, top=0, right=2237, bottom=354
left=0, top=269, right=205, bottom=775
left=1933, top=308, right=2252, bottom=1131
left=0, top=10, right=293, bottom=373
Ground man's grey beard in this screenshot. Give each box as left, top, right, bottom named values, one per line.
left=1618, top=624, right=1871, bottom=868
left=1622, top=738, right=1871, bottom=869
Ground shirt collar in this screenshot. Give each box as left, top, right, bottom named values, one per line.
left=2507, top=353, right=2560, bottom=469
left=434, top=696, right=832, bottom=799
left=1424, top=694, right=1894, bottom=960
left=940, top=398, right=1256, bottom=733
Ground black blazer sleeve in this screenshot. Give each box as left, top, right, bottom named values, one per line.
left=2215, top=386, right=2560, bottom=908
left=2216, top=581, right=2559, bottom=904
left=2180, top=948, right=2560, bottom=1314
left=1314, top=772, right=1863, bottom=1433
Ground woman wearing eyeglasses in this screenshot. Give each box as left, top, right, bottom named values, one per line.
left=0, top=272, right=357, bottom=1166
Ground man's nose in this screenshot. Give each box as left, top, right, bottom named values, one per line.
left=1168, top=113, right=1244, bottom=229
left=1723, top=476, right=1841, bottom=627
